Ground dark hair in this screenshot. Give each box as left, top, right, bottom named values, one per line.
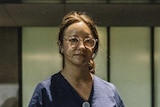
left=58, top=11, right=99, bottom=74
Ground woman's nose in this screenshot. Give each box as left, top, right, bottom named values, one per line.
left=77, top=40, right=86, bottom=49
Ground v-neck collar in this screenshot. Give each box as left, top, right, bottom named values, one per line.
left=59, top=72, right=93, bottom=106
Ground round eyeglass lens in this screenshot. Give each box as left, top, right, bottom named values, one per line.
left=84, top=38, right=96, bottom=48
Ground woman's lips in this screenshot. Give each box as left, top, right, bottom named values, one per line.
left=74, top=54, right=86, bottom=57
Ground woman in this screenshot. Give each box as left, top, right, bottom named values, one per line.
left=29, top=11, right=125, bottom=107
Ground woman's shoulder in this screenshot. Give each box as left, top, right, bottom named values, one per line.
left=36, top=72, right=61, bottom=89
left=93, top=75, right=116, bottom=91
left=93, top=75, right=125, bottom=107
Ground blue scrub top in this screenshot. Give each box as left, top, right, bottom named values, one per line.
left=29, top=72, right=125, bottom=107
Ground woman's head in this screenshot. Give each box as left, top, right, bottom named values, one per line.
left=58, top=11, right=99, bottom=73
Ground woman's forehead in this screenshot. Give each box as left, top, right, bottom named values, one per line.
left=64, top=22, right=93, bottom=37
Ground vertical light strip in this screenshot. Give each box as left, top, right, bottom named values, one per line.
left=154, top=27, right=160, bottom=107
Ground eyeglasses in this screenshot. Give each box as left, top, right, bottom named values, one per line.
left=63, top=36, right=97, bottom=49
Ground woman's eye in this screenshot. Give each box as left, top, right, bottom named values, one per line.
left=85, top=38, right=92, bottom=43
left=69, top=38, right=78, bottom=43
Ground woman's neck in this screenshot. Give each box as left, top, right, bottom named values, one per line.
left=61, top=64, right=92, bottom=83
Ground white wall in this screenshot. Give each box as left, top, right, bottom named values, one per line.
left=110, top=27, right=151, bottom=107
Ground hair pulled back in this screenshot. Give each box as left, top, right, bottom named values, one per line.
left=58, top=11, right=99, bottom=74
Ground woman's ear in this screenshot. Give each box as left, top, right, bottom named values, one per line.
left=57, top=41, right=64, bottom=54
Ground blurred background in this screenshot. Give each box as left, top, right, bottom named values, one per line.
left=0, top=0, right=160, bottom=107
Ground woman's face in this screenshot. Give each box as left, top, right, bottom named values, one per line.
left=62, top=22, right=95, bottom=67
